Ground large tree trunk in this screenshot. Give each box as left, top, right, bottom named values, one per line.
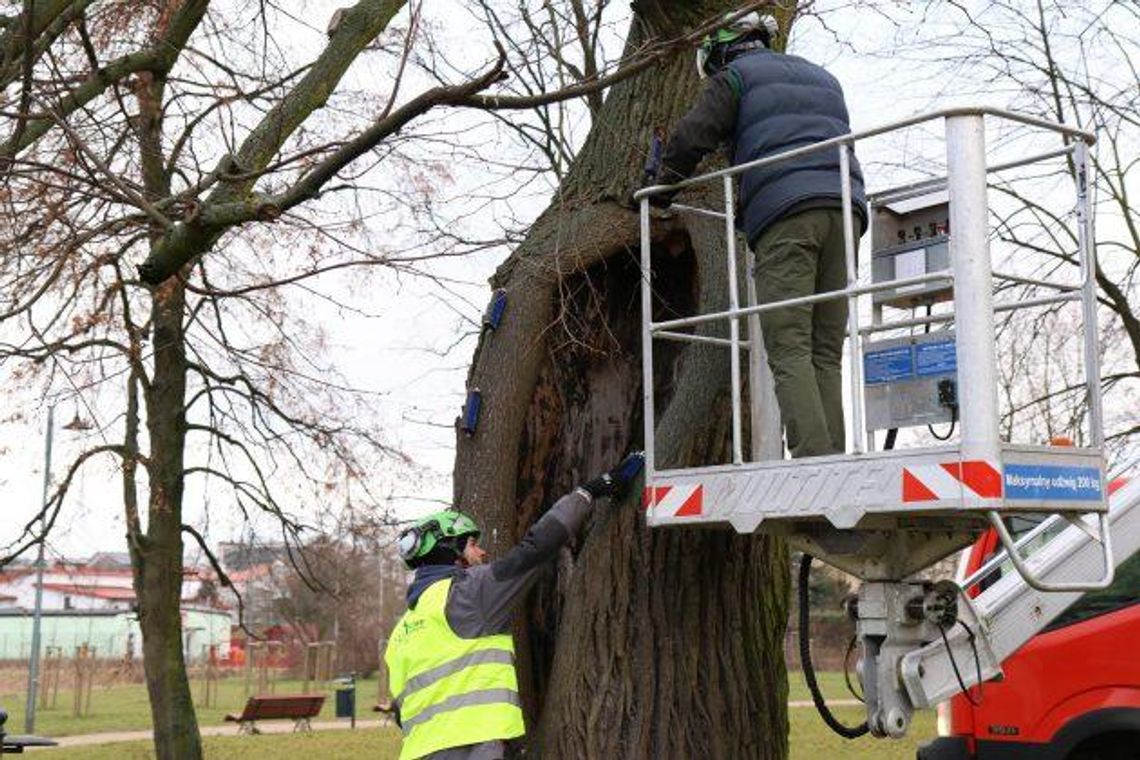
left=455, top=3, right=790, bottom=757
left=136, top=279, right=203, bottom=760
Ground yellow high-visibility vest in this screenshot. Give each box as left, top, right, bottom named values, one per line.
left=385, top=578, right=524, bottom=760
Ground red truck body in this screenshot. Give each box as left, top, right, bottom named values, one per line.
left=919, top=479, right=1140, bottom=760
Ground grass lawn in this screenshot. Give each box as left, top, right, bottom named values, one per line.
left=40, top=727, right=403, bottom=759
left=791, top=706, right=933, bottom=760
left=786, top=669, right=860, bottom=703
left=0, top=674, right=388, bottom=737
left=35, top=710, right=934, bottom=759
left=3, top=669, right=860, bottom=735
left=786, top=670, right=934, bottom=759
left=15, top=670, right=936, bottom=758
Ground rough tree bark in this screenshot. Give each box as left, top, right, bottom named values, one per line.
left=138, top=279, right=200, bottom=760
left=134, top=45, right=203, bottom=757
left=455, top=3, right=793, bottom=757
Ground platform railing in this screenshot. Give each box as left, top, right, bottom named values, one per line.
left=633, top=106, right=1100, bottom=482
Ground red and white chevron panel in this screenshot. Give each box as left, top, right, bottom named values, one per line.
left=902, top=460, right=1003, bottom=502
left=642, top=484, right=704, bottom=517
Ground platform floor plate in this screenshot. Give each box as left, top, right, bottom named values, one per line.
left=644, top=445, right=1106, bottom=532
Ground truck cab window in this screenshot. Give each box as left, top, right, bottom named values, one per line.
left=1046, top=549, right=1140, bottom=631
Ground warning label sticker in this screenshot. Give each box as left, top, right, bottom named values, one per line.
left=864, top=337, right=957, bottom=386
left=915, top=339, right=957, bottom=377
left=864, top=346, right=914, bottom=385
left=1004, top=464, right=1103, bottom=501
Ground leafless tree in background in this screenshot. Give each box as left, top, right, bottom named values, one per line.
left=273, top=527, right=406, bottom=674
left=873, top=1, right=1140, bottom=461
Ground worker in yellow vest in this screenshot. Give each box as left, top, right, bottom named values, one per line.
left=385, top=452, right=644, bottom=760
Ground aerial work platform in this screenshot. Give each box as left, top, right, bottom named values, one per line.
left=643, top=443, right=1107, bottom=580
left=634, top=107, right=1121, bottom=739
left=634, top=106, right=1108, bottom=587
left=644, top=443, right=1105, bottom=533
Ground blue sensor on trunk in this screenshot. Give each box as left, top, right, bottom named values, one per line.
left=483, top=289, right=507, bottom=331
left=460, top=388, right=482, bottom=436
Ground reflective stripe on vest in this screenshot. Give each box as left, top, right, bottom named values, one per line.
left=400, top=687, right=521, bottom=733
left=385, top=578, right=525, bottom=760
left=394, top=648, right=515, bottom=710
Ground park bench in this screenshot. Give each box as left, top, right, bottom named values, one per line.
left=225, top=694, right=326, bottom=734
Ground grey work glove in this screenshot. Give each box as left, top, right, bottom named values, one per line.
left=581, top=451, right=646, bottom=500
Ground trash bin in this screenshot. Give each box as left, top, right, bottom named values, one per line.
left=334, top=673, right=357, bottom=728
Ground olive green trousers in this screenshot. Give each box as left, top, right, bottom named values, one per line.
left=753, top=208, right=850, bottom=458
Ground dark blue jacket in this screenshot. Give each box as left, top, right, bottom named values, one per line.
left=657, top=49, right=867, bottom=245
left=732, top=49, right=866, bottom=244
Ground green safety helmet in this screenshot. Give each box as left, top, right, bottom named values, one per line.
left=397, top=510, right=481, bottom=567
left=696, top=11, right=778, bottom=78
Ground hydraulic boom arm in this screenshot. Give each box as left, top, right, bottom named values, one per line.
left=902, top=476, right=1140, bottom=710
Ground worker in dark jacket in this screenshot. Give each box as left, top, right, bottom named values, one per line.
left=648, top=12, right=868, bottom=458
left=384, top=452, right=644, bottom=760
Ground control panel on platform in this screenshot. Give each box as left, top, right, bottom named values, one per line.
left=864, top=194, right=957, bottom=432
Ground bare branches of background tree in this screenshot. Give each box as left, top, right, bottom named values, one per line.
left=877, top=0, right=1139, bottom=459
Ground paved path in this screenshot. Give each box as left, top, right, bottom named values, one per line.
left=32, top=703, right=863, bottom=750
left=32, top=718, right=393, bottom=750
left=789, top=699, right=861, bottom=708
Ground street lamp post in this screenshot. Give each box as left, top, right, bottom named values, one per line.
left=24, top=406, right=90, bottom=734
left=23, top=406, right=54, bottom=734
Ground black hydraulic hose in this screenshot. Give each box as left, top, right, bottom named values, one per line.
left=842, top=636, right=864, bottom=703
left=938, top=620, right=984, bottom=707
left=798, top=553, right=870, bottom=739
left=929, top=407, right=957, bottom=441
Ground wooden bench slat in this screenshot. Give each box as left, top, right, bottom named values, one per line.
left=224, top=694, right=326, bottom=725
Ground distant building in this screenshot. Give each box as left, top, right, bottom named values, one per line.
left=0, top=607, right=230, bottom=663
left=86, top=552, right=132, bottom=570
left=211, top=541, right=293, bottom=632
left=0, top=559, right=206, bottom=611
left=218, top=541, right=287, bottom=572
left=213, top=561, right=291, bottom=633
left=39, top=583, right=136, bottom=611
left=0, top=553, right=231, bottom=662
